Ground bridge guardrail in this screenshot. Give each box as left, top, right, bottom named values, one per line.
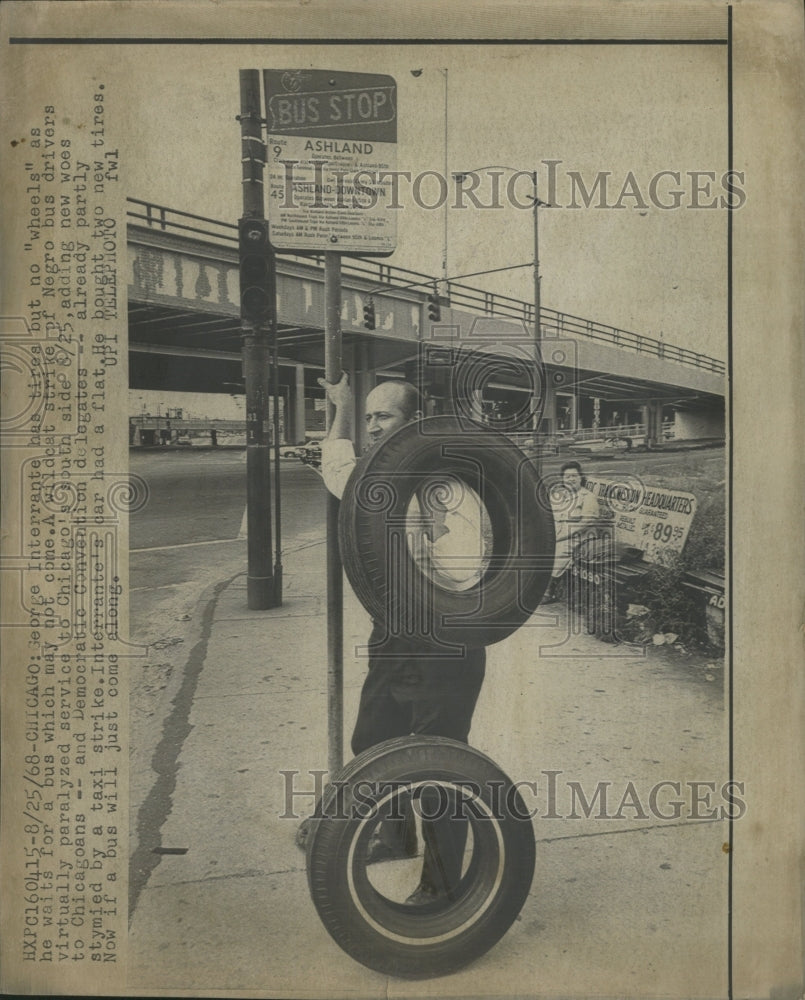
left=127, top=198, right=726, bottom=377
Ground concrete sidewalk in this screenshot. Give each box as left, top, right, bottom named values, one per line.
left=128, top=540, right=728, bottom=998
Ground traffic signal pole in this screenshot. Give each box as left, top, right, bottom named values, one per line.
left=239, top=69, right=278, bottom=610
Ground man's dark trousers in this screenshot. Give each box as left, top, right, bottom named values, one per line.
left=351, top=621, right=486, bottom=896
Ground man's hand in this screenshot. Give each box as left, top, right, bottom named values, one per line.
left=318, top=372, right=353, bottom=442
left=318, top=372, right=352, bottom=409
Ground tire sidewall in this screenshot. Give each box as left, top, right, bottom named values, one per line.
left=338, top=416, right=555, bottom=649
left=306, top=736, right=536, bottom=979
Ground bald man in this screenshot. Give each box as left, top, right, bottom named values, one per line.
left=318, top=374, right=486, bottom=905
left=319, top=376, right=423, bottom=498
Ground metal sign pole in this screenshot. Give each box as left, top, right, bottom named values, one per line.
left=262, top=68, right=399, bottom=777
left=324, top=251, right=344, bottom=779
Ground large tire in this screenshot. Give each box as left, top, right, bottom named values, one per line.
left=306, top=736, right=536, bottom=979
left=338, top=415, right=555, bottom=649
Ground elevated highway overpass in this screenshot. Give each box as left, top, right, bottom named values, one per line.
left=127, top=199, right=725, bottom=446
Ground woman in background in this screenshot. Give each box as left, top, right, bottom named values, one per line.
left=544, top=461, right=606, bottom=604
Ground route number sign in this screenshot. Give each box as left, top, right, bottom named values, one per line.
left=263, top=70, right=397, bottom=255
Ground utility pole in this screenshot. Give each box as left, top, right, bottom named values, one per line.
left=239, top=69, right=278, bottom=610
left=442, top=68, right=449, bottom=301
left=530, top=173, right=552, bottom=478
left=452, top=165, right=548, bottom=472
left=532, top=169, right=543, bottom=477
left=532, top=170, right=542, bottom=354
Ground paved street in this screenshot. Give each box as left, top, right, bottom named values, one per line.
left=129, top=452, right=327, bottom=640
left=129, top=444, right=725, bottom=595
left=130, top=446, right=725, bottom=552
left=127, top=445, right=728, bottom=997
left=130, top=451, right=328, bottom=551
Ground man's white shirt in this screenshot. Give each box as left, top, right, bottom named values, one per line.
left=321, top=438, right=358, bottom=500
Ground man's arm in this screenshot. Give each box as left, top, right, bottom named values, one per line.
left=318, top=373, right=356, bottom=499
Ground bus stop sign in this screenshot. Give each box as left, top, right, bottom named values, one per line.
left=263, top=69, right=397, bottom=256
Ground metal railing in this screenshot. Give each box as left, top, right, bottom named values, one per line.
left=566, top=423, right=648, bottom=442
left=507, top=419, right=676, bottom=453
left=129, top=414, right=246, bottom=431
left=127, top=198, right=726, bottom=376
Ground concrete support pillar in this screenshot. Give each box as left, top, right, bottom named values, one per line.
left=654, top=401, right=664, bottom=444
left=541, top=379, right=558, bottom=436
left=644, top=400, right=663, bottom=447
left=287, top=364, right=306, bottom=443
left=568, top=392, right=579, bottom=431
left=558, top=392, right=578, bottom=432
left=674, top=405, right=725, bottom=440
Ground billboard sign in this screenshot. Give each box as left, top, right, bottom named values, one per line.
left=584, top=476, right=699, bottom=563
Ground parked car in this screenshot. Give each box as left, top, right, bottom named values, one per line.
left=298, top=441, right=322, bottom=469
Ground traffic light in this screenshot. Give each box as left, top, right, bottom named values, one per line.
left=427, top=290, right=441, bottom=322
left=363, top=297, right=376, bottom=330
left=239, top=217, right=275, bottom=326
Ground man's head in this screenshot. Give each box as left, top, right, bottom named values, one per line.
left=364, top=380, right=422, bottom=445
